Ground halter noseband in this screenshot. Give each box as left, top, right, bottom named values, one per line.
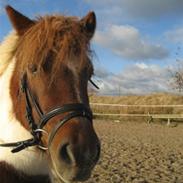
left=0, top=74, right=93, bottom=153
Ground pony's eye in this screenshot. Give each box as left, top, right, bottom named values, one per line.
left=28, top=64, right=37, bottom=74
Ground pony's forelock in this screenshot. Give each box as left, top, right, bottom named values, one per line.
left=16, top=15, right=93, bottom=84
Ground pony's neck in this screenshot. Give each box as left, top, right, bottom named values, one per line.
left=0, top=161, right=50, bottom=183
left=0, top=32, right=18, bottom=75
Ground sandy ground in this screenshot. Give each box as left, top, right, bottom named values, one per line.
left=84, top=120, right=183, bottom=183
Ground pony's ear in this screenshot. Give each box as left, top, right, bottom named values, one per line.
left=80, top=11, right=96, bottom=39
left=5, top=5, right=34, bottom=35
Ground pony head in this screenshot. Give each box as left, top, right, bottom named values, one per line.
left=6, top=5, right=100, bottom=182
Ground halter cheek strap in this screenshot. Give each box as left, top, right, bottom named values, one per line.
left=0, top=75, right=92, bottom=153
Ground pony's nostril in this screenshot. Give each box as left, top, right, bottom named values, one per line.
left=59, top=143, right=75, bottom=165
left=60, top=143, right=70, bottom=164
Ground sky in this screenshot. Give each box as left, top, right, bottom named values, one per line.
left=1, top=0, right=183, bottom=95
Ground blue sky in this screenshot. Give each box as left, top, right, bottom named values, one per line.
left=1, top=0, right=183, bottom=95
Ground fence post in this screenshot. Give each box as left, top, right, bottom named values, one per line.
left=167, top=118, right=171, bottom=126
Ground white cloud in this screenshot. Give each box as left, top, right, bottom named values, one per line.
left=165, top=27, right=183, bottom=43
left=94, top=25, right=168, bottom=60
left=95, top=63, right=171, bottom=95
left=135, top=63, right=148, bottom=69
left=85, top=0, right=183, bottom=21
left=94, top=66, right=111, bottom=78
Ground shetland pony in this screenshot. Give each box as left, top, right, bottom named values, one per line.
left=0, top=5, right=100, bottom=183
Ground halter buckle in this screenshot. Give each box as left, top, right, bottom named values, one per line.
left=33, top=129, right=49, bottom=151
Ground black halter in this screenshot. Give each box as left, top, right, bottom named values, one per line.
left=0, top=74, right=93, bottom=153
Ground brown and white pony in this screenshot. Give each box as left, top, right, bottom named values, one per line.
left=0, top=5, right=100, bottom=183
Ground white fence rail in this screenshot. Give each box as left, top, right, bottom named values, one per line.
left=90, top=103, right=183, bottom=108
left=90, top=103, right=183, bottom=125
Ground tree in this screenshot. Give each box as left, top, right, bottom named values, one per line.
left=171, top=69, right=183, bottom=92
left=169, top=45, right=183, bottom=92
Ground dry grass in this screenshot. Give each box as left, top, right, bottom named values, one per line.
left=90, top=93, right=183, bottom=118
left=90, top=93, right=183, bottom=105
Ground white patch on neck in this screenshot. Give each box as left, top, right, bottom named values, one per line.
left=0, top=32, right=18, bottom=75
left=0, top=59, right=49, bottom=176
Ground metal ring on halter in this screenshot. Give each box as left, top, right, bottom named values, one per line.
left=33, top=129, right=49, bottom=150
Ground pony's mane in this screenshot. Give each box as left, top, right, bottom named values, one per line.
left=0, top=32, right=18, bottom=75
left=16, top=15, right=93, bottom=82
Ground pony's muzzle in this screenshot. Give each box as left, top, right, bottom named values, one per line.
left=59, top=140, right=100, bottom=167
left=58, top=139, right=100, bottom=181
left=49, top=119, right=100, bottom=182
